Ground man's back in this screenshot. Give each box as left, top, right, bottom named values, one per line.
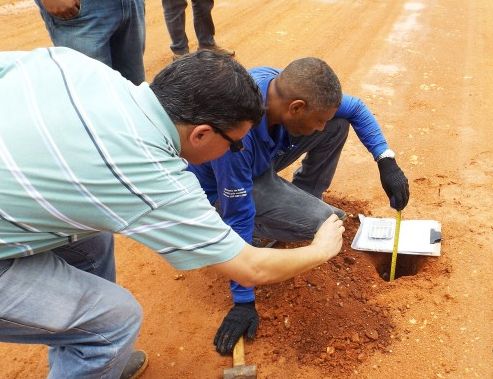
left=0, top=47, right=190, bottom=259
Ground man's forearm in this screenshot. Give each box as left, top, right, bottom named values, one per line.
left=214, top=243, right=328, bottom=287
left=213, top=214, right=344, bottom=287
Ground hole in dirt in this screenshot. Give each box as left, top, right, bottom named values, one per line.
left=369, top=253, right=427, bottom=280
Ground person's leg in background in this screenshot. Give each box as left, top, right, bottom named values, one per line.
left=162, top=0, right=190, bottom=58
left=253, top=118, right=350, bottom=241
left=34, top=0, right=145, bottom=84
left=192, top=0, right=234, bottom=56
left=191, top=0, right=215, bottom=48
left=0, top=234, right=143, bottom=378
left=34, top=0, right=116, bottom=67
left=110, top=0, right=146, bottom=85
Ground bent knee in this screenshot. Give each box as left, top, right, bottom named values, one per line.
left=312, top=203, right=346, bottom=227
left=111, top=288, right=143, bottom=328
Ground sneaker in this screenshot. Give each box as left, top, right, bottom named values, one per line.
left=120, top=350, right=148, bottom=379
left=198, top=44, right=235, bottom=57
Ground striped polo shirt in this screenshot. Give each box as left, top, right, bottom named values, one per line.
left=0, top=47, right=245, bottom=269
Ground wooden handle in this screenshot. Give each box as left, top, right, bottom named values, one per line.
left=232, top=335, right=245, bottom=367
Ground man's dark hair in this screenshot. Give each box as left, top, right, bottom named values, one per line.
left=277, top=57, right=342, bottom=110
left=150, top=50, right=264, bottom=131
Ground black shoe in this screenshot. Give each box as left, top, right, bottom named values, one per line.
left=120, top=350, right=148, bottom=379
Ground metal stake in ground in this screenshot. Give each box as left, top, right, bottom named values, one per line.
left=223, top=336, right=257, bottom=379
left=389, top=210, right=402, bottom=281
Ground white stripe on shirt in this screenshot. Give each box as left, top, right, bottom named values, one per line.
left=0, top=208, right=41, bottom=232
left=102, top=70, right=190, bottom=194
left=17, top=60, right=129, bottom=229
left=121, top=208, right=217, bottom=235
left=158, top=228, right=231, bottom=254
left=50, top=48, right=158, bottom=209
left=0, top=237, right=34, bottom=255
left=0, top=134, right=97, bottom=231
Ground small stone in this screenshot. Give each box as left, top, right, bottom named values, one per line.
left=326, top=346, right=335, bottom=355
left=365, top=329, right=379, bottom=340
left=173, top=274, right=185, bottom=280
left=344, top=256, right=356, bottom=265
left=333, top=341, right=346, bottom=350
left=284, top=317, right=291, bottom=329
left=350, top=332, right=360, bottom=343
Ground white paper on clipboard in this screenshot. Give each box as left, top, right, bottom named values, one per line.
left=351, top=215, right=441, bottom=257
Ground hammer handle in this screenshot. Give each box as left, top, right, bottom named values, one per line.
left=232, top=336, right=245, bottom=366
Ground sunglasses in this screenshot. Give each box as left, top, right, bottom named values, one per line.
left=210, top=125, right=244, bottom=153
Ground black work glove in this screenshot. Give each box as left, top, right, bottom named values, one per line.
left=378, top=157, right=410, bottom=210
left=213, top=301, right=259, bottom=355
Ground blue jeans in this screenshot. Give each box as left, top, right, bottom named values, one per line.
left=0, top=233, right=143, bottom=379
left=35, top=0, right=146, bottom=85
left=162, top=0, right=215, bottom=54
left=253, top=118, right=350, bottom=241
left=231, top=118, right=350, bottom=302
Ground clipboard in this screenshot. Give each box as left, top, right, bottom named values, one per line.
left=351, top=214, right=441, bottom=257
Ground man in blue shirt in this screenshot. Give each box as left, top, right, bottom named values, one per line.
left=188, top=57, right=410, bottom=355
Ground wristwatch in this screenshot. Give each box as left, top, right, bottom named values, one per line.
left=376, top=148, right=396, bottom=162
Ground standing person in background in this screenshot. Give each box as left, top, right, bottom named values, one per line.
left=161, top=0, right=234, bottom=61
left=34, top=0, right=146, bottom=85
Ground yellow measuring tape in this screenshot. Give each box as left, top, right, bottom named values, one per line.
left=389, top=210, right=402, bottom=281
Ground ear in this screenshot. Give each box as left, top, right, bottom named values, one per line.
left=288, top=99, right=306, bottom=115
left=188, top=124, right=215, bottom=148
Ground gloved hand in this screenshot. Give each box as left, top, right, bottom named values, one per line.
left=213, top=301, right=259, bottom=355
left=378, top=157, right=410, bottom=210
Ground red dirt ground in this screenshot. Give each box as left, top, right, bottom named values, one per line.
left=0, top=0, right=492, bottom=378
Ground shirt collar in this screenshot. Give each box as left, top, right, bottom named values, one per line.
left=254, top=77, right=276, bottom=144
left=129, top=82, right=181, bottom=154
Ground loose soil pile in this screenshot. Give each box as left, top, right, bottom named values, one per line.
left=255, top=195, right=447, bottom=376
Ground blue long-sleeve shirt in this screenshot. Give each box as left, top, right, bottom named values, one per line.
left=188, top=66, right=389, bottom=302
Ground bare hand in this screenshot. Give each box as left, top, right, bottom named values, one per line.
left=41, top=0, right=80, bottom=19
left=311, top=214, right=345, bottom=260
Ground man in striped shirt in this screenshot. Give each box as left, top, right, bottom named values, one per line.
left=0, top=47, right=345, bottom=378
